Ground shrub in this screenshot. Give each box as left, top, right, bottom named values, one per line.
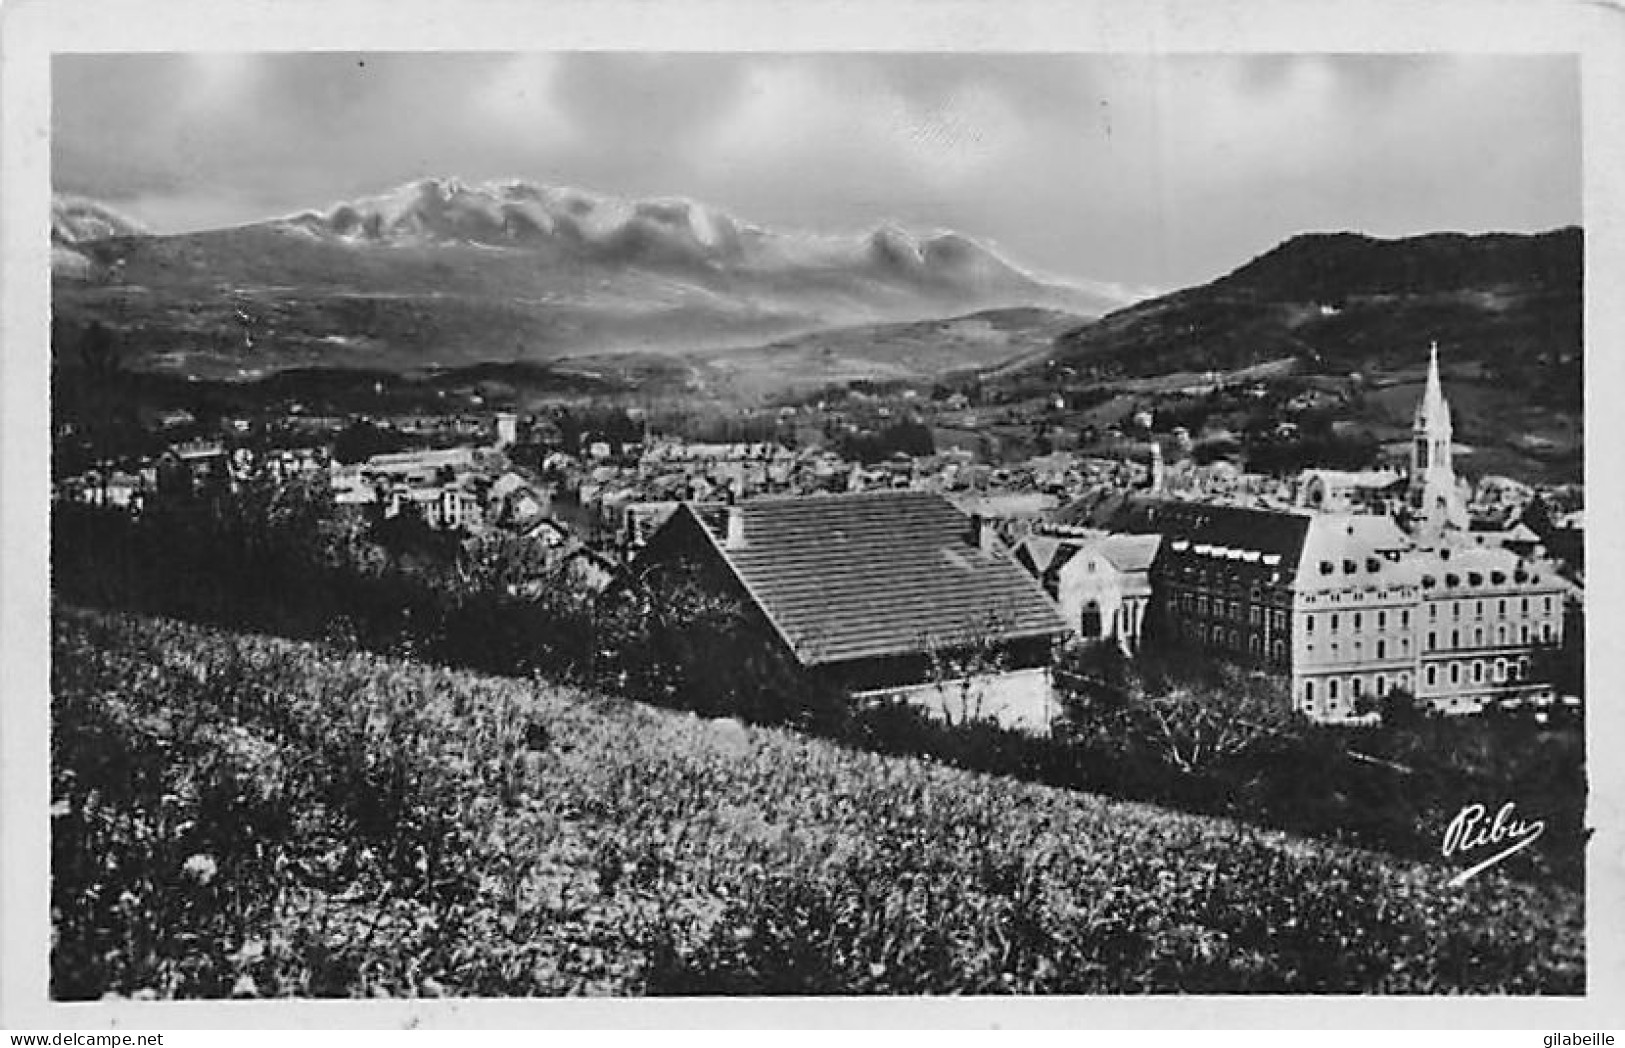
left=51, top=606, right=1584, bottom=997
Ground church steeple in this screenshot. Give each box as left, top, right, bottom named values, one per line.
left=1420, top=340, right=1447, bottom=425
left=1409, top=340, right=1465, bottom=536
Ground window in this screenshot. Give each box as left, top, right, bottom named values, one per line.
left=1474, top=627, right=1484, bottom=647
left=1303, top=680, right=1315, bottom=706
left=1401, top=609, right=1411, bottom=628
left=1331, top=613, right=1340, bottom=632
left=1453, top=602, right=1461, bottom=619
left=1543, top=623, right=1555, bottom=643
left=1521, top=625, right=1530, bottom=644
left=1427, top=631, right=1437, bottom=652
left=1400, top=672, right=1411, bottom=691
left=1376, top=639, right=1387, bottom=659
left=1494, top=658, right=1507, bottom=683
left=1329, top=678, right=1340, bottom=700
left=1544, top=596, right=1553, bottom=614
left=1498, top=599, right=1507, bottom=616
left=1354, top=612, right=1362, bottom=630
left=1497, top=625, right=1507, bottom=645
left=1081, top=601, right=1102, bottom=638
left=1429, top=603, right=1438, bottom=620
left=1450, top=663, right=1460, bottom=685
left=1377, top=610, right=1387, bottom=630
left=1306, top=614, right=1315, bottom=634
left=1376, top=674, right=1387, bottom=696
left=1521, top=597, right=1529, bottom=615
left=1518, top=656, right=1530, bottom=680
left=1426, top=665, right=1437, bottom=687
left=1476, top=600, right=1484, bottom=617
left=1352, top=677, right=1364, bottom=698
left=1451, top=629, right=1460, bottom=649
left=1473, top=661, right=1484, bottom=684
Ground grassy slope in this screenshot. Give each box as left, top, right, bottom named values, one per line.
left=52, top=605, right=1583, bottom=998
left=685, top=307, right=1089, bottom=402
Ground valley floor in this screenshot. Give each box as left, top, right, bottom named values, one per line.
left=50, top=605, right=1583, bottom=998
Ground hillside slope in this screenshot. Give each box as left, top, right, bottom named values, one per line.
left=687, top=306, right=1089, bottom=401
left=1017, top=228, right=1581, bottom=402
left=53, top=605, right=1583, bottom=998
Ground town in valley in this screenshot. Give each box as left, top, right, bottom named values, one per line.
left=39, top=51, right=1590, bottom=1000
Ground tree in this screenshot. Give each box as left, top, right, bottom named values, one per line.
left=916, top=609, right=1018, bottom=728
left=333, top=421, right=405, bottom=465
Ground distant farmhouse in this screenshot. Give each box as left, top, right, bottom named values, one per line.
left=1023, top=345, right=1574, bottom=723
left=632, top=491, right=1070, bottom=731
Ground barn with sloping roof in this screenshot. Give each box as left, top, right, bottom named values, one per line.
left=632, top=490, right=1070, bottom=731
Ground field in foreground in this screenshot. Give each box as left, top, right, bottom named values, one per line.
left=51, top=605, right=1584, bottom=997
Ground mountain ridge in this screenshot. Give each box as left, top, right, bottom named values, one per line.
left=50, top=179, right=1133, bottom=376
left=999, top=226, right=1582, bottom=385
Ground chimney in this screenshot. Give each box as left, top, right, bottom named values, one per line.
left=968, top=511, right=1000, bottom=555
left=725, top=505, right=746, bottom=550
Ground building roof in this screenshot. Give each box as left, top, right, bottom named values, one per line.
left=1097, top=533, right=1164, bottom=574
left=1152, top=502, right=1316, bottom=585
left=687, top=490, right=1067, bottom=665
left=1295, top=513, right=1417, bottom=593
left=1012, top=535, right=1062, bottom=576
left=1051, top=489, right=1165, bottom=531
left=1408, top=541, right=1560, bottom=596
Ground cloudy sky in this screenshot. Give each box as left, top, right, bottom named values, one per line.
left=53, top=52, right=1579, bottom=291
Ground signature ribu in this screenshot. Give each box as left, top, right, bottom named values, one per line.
left=1441, top=801, right=1545, bottom=887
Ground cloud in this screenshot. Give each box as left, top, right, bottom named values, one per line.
left=51, top=52, right=1580, bottom=290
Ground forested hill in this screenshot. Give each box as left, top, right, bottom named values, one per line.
left=1010, top=227, right=1581, bottom=408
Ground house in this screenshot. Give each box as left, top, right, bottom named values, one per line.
left=1014, top=531, right=1162, bottom=652
left=1295, top=469, right=1403, bottom=514
left=157, top=441, right=228, bottom=498
left=632, top=491, right=1071, bottom=732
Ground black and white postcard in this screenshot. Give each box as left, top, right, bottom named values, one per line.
left=3, top=0, right=1622, bottom=1031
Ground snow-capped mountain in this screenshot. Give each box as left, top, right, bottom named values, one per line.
left=271, top=178, right=1113, bottom=308
left=51, top=179, right=1139, bottom=376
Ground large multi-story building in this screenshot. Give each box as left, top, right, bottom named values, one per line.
left=1035, top=346, right=1574, bottom=723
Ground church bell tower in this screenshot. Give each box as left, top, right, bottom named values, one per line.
left=1409, top=341, right=1467, bottom=536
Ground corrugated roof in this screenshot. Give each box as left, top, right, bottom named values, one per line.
left=691, top=491, right=1067, bottom=665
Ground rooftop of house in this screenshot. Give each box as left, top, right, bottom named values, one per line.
left=686, top=490, right=1067, bottom=666
left=1014, top=531, right=1161, bottom=580
left=1097, top=533, right=1165, bottom=574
